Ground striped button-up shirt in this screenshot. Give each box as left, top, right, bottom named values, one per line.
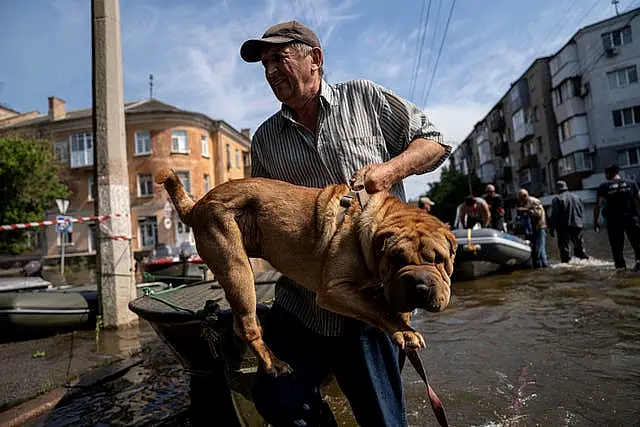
left=251, top=79, right=450, bottom=336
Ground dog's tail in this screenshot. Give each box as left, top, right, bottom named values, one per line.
left=156, top=169, right=195, bottom=225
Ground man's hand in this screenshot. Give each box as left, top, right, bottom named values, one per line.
left=594, top=223, right=600, bottom=233
left=350, top=164, right=396, bottom=193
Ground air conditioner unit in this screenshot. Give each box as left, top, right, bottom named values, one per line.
left=580, top=81, right=590, bottom=97
left=605, top=46, right=619, bottom=58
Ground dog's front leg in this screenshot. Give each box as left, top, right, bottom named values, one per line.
left=195, top=221, right=292, bottom=377
left=316, top=281, right=425, bottom=350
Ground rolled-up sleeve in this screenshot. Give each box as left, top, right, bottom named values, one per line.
left=378, top=85, right=451, bottom=172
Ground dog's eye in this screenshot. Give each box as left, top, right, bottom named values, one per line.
left=433, top=252, right=444, bottom=265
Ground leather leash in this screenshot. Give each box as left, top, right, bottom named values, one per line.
left=339, top=178, right=449, bottom=427
left=406, top=349, right=449, bottom=427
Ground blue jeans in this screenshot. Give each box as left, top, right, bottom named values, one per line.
left=252, top=304, right=407, bottom=427
left=531, top=228, right=549, bottom=268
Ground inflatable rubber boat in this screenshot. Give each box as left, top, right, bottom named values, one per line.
left=452, top=228, right=531, bottom=278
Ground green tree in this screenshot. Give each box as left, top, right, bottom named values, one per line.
left=0, top=136, right=68, bottom=254
left=423, top=167, right=484, bottom=225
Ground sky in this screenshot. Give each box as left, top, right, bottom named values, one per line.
left=1, top=0, right=637, bottom=200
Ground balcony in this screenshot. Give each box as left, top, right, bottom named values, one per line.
left=550, top=43, right=580, bottom=87
left=489, top=114, right=505, bottom=132
left=514, top=122, right=535, bottom=143
left=554, top=97, right=586, bottom=124
left=559, top=134, right=590, bottom=157
left=519, top=154, right=539, bottom=170
left=558, top=151, right=593, bottom=177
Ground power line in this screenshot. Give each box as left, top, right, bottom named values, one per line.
left=409, top=0, right=433, bottom=101
left=423, top=0, right=457, bottom=106
left=419, top=0, right=443, bottom=104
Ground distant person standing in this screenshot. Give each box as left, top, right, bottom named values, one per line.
left=517, top=189, right=549, bottom=268
left=418, top=196, right=435, bottom=213
left=548, top=180, right=589, bottom=263
left=482, top=184, right=506, bottom=231
left=594, top=165, right=640, bottom=271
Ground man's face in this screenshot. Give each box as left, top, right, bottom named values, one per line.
left=260, top=44, right=315, bottom=105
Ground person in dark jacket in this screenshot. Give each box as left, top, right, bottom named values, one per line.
left=594, top=164, right=640, bottom=271
left=549, top=180, right=589, bottom=263
left=482, top=184, right=506, bottom=231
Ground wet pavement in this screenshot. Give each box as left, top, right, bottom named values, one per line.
left=0, top=229, right=639, bottom=426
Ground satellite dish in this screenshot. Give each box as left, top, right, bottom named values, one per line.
left=163, top=217, right=172, bottom=229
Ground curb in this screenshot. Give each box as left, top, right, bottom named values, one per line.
left=0, top=388, right=66, bottom=427
left=0, top=356, right=143, bottom=426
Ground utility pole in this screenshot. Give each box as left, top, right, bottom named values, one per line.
left=612, top=0, right=620, bottom=16
left=92, top=0, right=136, bottom=328
left=149, top=74, right=154, bottom=99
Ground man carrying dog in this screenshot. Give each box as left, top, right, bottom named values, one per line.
left=241, top=20, right=450, bottom=427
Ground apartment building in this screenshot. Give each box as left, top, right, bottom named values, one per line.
left=451, top=7, right=640, bottom=224
left=452, top=58, right=559, bottom=205
left=0, top=97, right=251, bottom=259
left=550, top=7, right=640, bottom=194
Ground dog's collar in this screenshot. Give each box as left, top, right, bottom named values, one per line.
left=339, top=187, right=370, bottom=210
left=337, top=185, right=370, bottom=226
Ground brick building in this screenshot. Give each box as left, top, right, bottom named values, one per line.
left=0, top=97, right=251, bottom=260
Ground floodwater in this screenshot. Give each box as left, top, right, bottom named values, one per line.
left=13, top=230, right=640, bottom=426
left=402, top=230, right=640, bottom=426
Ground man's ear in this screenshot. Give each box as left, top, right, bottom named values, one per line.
left=310, top=47, right=323, bottom=74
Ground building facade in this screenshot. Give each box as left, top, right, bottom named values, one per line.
left=0, top=97, right=251, bottom=260
left=451, top=7, right=640, bottom=225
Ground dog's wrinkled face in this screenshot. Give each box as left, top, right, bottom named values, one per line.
left=375, top=214, right=457, bottom=313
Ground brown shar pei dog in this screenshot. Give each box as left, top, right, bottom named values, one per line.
left=157, top=169, right=456, bottom=377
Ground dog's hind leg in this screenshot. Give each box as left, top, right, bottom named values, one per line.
left=194, top=216, right=292, bottom=377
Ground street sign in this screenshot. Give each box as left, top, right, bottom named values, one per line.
left=56, top=199, right=69, bottom=214
left=56, top=216, right=73, bottom=233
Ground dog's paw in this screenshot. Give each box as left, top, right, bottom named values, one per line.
left=263, top=357, right=293, bottom=377
left=391, top=330, right=426, bottom=350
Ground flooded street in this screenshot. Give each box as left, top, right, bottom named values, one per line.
left=5, top=230, right=639, bottom=426
left=402, top=230, right=640, bottom=426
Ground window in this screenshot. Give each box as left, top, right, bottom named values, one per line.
left=558, top=119, right=572, bottom=141
left=602, top=26, right=632, bottom=49
left=138, top=174, right=153, bottom=197
left=519, top=169, right=532, bottom=184
left=135, top=131, right=151, bottom=155
left=201, top=135, right=210, bottom=157
left=607, top=66, right=638, bottom=89
left=55, top=141, right=68, bottom=163
left=521, top=140, right=537, bottom=156
left=235, top=150, right=241, bottom=168
left=558, top=152, right=592, bottom=176
left=204, top=174, right=211, bottom=192
left=171, top=130, right=188, bottom=153
left=612, top=106, right=640, bottom=127
left=70, top=133, right=93, bottom=168
left=88, top=175, right=96, bottom=201
left=553, top=78, right=580, bottom=106
left=138, top=217, right=157, bottom=248
left=176, top=171, right=191, bottom=193
left=226, top=144, right=233, bottom=168
left=243, top=152, right=251, bottom=169
left=617, top=147, right=640, bottom=167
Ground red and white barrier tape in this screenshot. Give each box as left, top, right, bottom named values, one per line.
left=0, top=213, right=129, bottom=232
left=97, top=218, right=132, bottom=241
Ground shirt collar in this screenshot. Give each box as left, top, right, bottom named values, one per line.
left=278, top=80, right=336, bottom=131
